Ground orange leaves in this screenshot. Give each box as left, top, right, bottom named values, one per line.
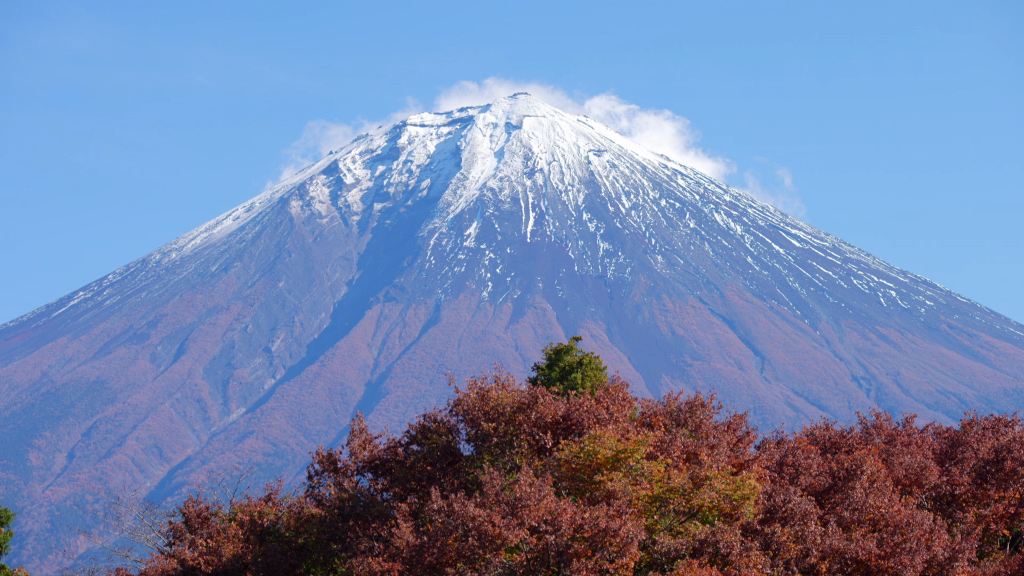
left=553, top=429, right=656, bottom=503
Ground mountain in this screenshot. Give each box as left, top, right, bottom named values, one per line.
left=2, top=93, right=1023, bottom=572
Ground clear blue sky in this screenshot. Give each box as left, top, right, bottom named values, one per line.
left=1, top=0, right=1021, bottom=324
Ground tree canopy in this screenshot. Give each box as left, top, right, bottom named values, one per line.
left=0, top=505, right=12, bottom=558
left=527, top=335, right=609, bottom=396
left=0, top=504, right=27, bottom=576
left=92, top=339, right=1024, bottom=576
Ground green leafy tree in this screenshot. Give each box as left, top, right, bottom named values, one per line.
left=1, top=504, right=17, bottom=576
left=527, top=335, right=609, bottom=396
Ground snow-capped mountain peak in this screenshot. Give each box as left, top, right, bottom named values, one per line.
left=4, top=94, right=1024, bottom=573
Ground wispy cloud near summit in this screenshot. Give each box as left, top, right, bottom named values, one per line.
left=433, top=79, right=731, bottom=181
left=279, top=98, right=421, bottom=180
left=280, top=78, right=805, bottom=218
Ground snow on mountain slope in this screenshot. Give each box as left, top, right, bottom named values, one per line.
left=12, top=94, right=1012, bottom=337
left=2, top=94, right=1023, bottom=573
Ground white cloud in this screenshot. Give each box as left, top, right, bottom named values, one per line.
left=433, top=78, right=581, bottom=113
left=279, top=120, right=358, bottom=180
left=578, top=94, right=732, bottom=181
left=740, top=165, right=806, bottom=220
left=432, top=79, right=731, bottom=180
left=278, top=78, right=804, bottom=219
left=777, top=166, right=794, bottom=189
left=278, top=98, right=422, bottom=180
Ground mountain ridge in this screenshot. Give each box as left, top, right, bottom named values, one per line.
left=2, top=93, right=1023, bottom=573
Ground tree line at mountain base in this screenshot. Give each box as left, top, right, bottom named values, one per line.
left=35, top=338, right=1024, bottom=575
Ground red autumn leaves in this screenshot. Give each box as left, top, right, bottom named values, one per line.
left=116, top=341, right=1024, bottom=576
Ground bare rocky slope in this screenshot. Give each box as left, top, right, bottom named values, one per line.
left=2, top=94, right=1023, bottom=572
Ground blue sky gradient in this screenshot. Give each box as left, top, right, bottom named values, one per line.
left=1, top=0, right=1021, bottom=323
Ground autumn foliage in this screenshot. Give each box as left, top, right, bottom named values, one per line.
left=110, top=340, right=1024, bottom=576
